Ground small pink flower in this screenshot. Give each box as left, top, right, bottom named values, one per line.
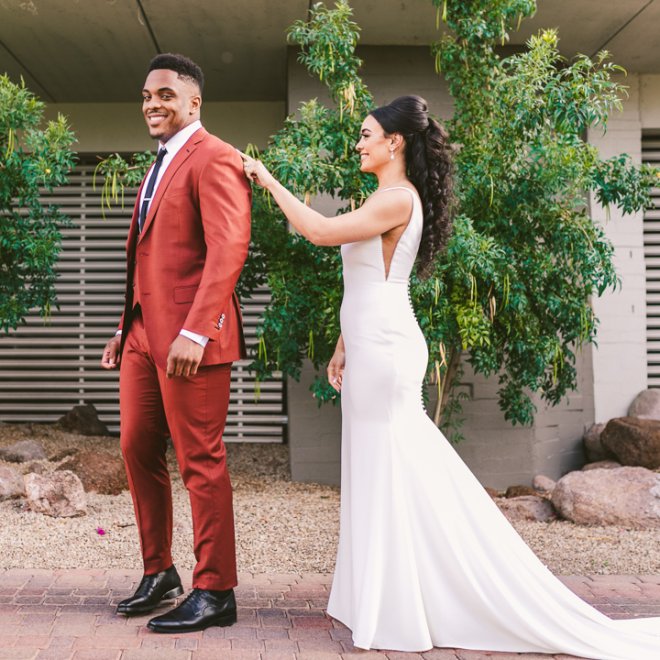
left=96, top=527, right=106, bottom=536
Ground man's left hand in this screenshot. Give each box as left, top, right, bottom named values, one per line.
left=166, top=335, right=205, bottom=378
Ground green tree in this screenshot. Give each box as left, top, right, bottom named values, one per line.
left=427, top=0, right=657, bottom=428
left=0, top=75, right=76, bottom=332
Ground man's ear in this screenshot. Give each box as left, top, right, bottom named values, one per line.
left=190, top=94, right=202, bottom=115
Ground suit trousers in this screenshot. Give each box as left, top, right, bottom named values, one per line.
left=119, top=309, right=237, bottom=591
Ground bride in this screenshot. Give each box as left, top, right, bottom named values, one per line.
left=241, top=95, right=660, bottom=658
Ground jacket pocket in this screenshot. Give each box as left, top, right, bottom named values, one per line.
left=173, top=285, right=197, bottom=304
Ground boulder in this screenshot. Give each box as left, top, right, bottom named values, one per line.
left=552, top=467, right=660, bottom=529
left=0, top=465, right=25, bottom=500
left=0, top=440, right=47, bottom=463
left=22, top=461, right=47, bottom=475
left=582, top=460, right=621, bottom=471
left=628, top=389, right=660, bottom=420
left=582, top=423, right=612, bottom=462
left=496, top=496, right=556, bottom=523
left=49, top=447, right=78, bottom=462
left=56, top=404, right=109, bottom=436
left=57, top=450, right=127, bottom=495
left=532, top=474, right=556, bottom=494
left=600, top=417, right=660, bottom=469
left=24, top=470, right=87, bottom=517
left=505, top=485, right=538, bottom=498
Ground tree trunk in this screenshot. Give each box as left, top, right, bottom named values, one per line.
left=433, top=348, right=461, bottom=427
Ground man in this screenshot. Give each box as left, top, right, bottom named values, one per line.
left=101, top=53, right=251, bottom=634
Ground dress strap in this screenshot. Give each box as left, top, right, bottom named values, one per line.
left=376, top=186, right=420, bottom=206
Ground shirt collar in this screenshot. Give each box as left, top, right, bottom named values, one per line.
left=158, top=120, right=202, bottom=159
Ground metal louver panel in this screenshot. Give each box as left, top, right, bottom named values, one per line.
left=0, top=158, right=286, bottom=441
left=643, top=136, right=660, bottom=387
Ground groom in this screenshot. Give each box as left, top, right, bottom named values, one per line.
left=100, top=53, right=251, bottom=633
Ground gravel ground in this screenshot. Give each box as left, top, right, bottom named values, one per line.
left=1, top=422, right=659, bottom=576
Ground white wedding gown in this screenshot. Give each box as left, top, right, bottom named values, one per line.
left=326, top=186, right=660, bottom=657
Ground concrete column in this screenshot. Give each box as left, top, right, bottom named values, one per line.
left=588, top=74, right=647, bottom=422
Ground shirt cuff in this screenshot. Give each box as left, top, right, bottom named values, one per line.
left=115, top=330, right=122, bottom=336
left=180, top=329, right=209, bottom=347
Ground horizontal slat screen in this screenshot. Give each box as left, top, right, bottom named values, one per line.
left=643, top=136, right=660, bottom=388
left=0, top=157, right=286, bottom=442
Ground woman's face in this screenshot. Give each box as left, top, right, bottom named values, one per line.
left=355, top=115, right=391, bottom=173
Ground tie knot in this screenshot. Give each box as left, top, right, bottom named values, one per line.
left=156, top=148, right=167, bottom=162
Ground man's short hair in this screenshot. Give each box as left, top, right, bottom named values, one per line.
left=148, top=53, right=204, bottom=93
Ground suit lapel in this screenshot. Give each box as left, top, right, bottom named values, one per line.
left=138, top=127, right=207, bottom=241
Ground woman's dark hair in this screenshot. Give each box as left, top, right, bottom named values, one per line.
left=148, top=53, right=205, bottom=94
left=370, top=95, right=454, bottom=278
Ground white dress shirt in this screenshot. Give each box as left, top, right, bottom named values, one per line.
left=118, top=120, right=209, bottom=348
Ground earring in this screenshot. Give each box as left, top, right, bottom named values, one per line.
left=389, top=148, right=395, bottom=161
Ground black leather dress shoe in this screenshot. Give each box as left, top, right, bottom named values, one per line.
left=116, top=566, right=183, bottom=616
left=147, top=588, right=237, bottom=633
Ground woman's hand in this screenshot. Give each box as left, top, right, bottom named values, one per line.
left=239, top=151, right=276, bottom=189
left=327, top=340, right=345, bottom=392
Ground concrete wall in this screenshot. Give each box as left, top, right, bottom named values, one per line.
left=588, top=74, right=648, bottom=422
left=453, top=347, right=593, bottom=489
left=44, top=102, right=285, bottom=153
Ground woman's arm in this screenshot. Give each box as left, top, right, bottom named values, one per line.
left=240, top=153, right=412, bottom=246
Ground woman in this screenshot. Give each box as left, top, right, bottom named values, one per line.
left=241, top=95, right=660, bottom=658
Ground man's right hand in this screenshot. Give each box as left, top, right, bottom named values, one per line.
left=101, top=335, right=122, bottom=369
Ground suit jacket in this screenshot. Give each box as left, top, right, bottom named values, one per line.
left=118, top=127, right=252, bottom=370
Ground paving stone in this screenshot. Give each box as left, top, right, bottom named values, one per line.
left=257, top=628, right=291, bottom=640
left=196, top=637, right=232, bottom=650
left=295, top=638, right=344, bottom=652
left=0, top=650, right=42, bottom=659
left=35, top=649, right=76, bottom=660
left=120, top=650, right=191, bottom=659
left=13, top=634, right=50, bottom=647
left=421, top=651, right=460, bottom=659
left=230, top=638, right=266, bottom=650
left=291, top=615, right=332, bottom=628
left=139, top=637, right=176, bottom=649
left=288, top=627, right=334, bottom=641
left=264, top=638, right=299, bottom=651
left=47, top=637, right=75, bottom=649
left=72, top=652, right=121, bottom=660
left=174, top=637, right=198, bottom=650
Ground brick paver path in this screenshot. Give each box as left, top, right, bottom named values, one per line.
left=1, top=570, right=660, bottom=659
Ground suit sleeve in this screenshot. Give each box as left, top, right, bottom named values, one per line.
left=182, top=146, right=251, bottom=338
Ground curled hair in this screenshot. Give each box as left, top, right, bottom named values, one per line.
left=370, top=95, right=454, bottom=278
left=148, top=53, right=205, bottom=93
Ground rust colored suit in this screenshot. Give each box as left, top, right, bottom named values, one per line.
left=117, top=127, right=251, bottom=591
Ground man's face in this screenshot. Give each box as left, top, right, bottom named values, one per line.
left=142, top=69, right=201, bottom=143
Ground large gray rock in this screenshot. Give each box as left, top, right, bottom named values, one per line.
left=496, top=496, right=556, bottom=523
left=57, top=450, right=127, bottom=495
left=24, top=470, right=87, bottom=517
left=552, top=467, right=660, bottom=529
left=0, top=466, right=25, bottom=500
left=56, top=404, right=109, bottom=436
left=582, top=423, right=612, bottom=462
left=0, top=440, right=47, bottom=463
left=628, top=389, right=660, bottom=420
left=600, top=417, right=660, bottom=469
left=532, top=474, right=556, bottom=495
left=582, top=460, right=621, bottom=471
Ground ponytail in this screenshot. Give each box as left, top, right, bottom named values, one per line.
left=370, top=96, right=454, bottom=279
